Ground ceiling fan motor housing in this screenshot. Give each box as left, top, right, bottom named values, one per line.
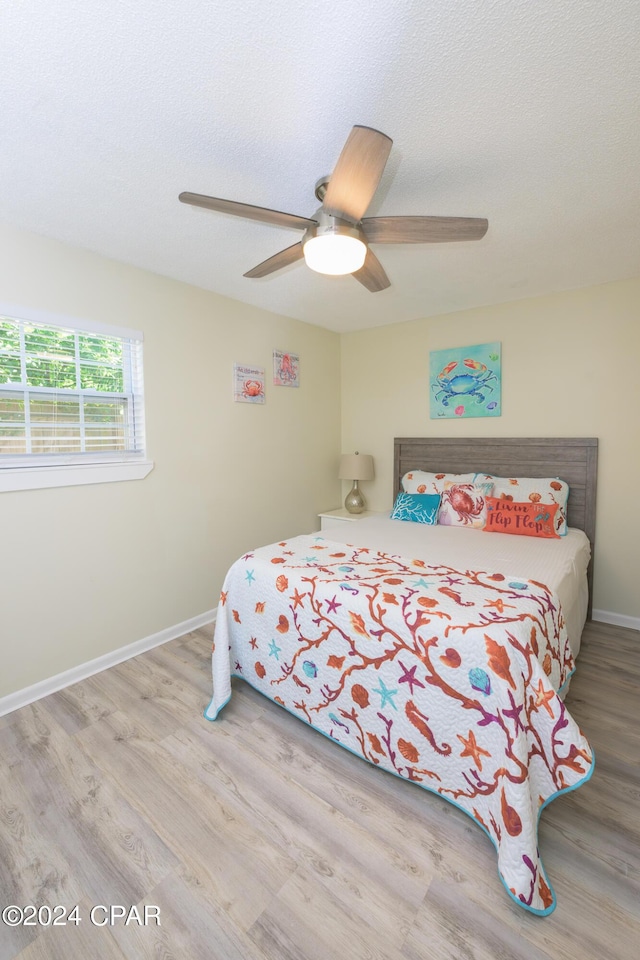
left=302, top=209, right=366, bottom=245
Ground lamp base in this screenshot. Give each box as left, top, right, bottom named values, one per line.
left=344, top=480, right=366, bottom=514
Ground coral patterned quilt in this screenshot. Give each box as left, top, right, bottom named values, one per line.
left=204, top=534, right=594, bottom=915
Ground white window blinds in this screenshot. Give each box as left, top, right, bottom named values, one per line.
left=0, top=312, right=146, bottom=468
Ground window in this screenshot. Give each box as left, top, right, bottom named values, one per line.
left=0, top=305, right=152, bottom=491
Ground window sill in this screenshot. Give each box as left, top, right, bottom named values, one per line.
left=0, top=459, right=154, bottom=493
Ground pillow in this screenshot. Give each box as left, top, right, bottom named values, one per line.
left=390, top=492, right=441, bottom=525
left=484, top=497, right=560, bottom=539
left=402, top=470, right=476, bottom=495
left=476, top=475, right=569, bottom=536
left=437, top=481, right=494, bottom=529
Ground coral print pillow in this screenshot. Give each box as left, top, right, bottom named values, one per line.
left=437, top=481, right=494, bottom=529
left=478, top=475, right=570, bottom=536
left=390, top=492, right=441, bottom=525
left=484, top=498, right=560, bottom=538
left=402, top=470, right=476, bottom=495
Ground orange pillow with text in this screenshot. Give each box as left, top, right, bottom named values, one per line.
left=484, top=497, right=560, bottom=538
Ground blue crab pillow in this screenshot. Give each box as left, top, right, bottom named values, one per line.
left=391, top=492, right=441, bottom=525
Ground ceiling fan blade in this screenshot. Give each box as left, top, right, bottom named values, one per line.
left=243, top=242, right=305, bottom=278
left=322, top=126, right=393, bottom=223
left=352, top=248, right=390, bottom=293
left=362, top=216, right=488, bottom=244
left=179, top=192, right=315, bottom=231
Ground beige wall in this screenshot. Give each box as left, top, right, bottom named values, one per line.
left=2, top=224, right=637, bottom=702
left=340, top=277, right=640, bottom=620
left=0, top=224, right=342, bottom=697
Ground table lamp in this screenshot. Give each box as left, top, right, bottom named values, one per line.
left=338, top=451, right=375, bottom=514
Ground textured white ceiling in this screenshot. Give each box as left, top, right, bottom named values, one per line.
left=1, top=0, right=638, bottom=333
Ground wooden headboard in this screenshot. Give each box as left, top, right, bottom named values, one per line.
left=393, top=437, right=598, bottom=615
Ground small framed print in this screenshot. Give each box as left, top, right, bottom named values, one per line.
left=233, top=363, right=265, bottom=403
left=273, top=349, right=300, bottom=387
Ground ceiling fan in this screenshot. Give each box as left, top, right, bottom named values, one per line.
left=179, top=125, right=488, bottom=293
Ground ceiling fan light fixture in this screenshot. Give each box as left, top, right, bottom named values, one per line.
left=303, top=223, right=367, bottom=276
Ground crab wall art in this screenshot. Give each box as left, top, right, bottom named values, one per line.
left=429, top=341, right=501, bottom=419
left=233, top=363, right=266, bottom=403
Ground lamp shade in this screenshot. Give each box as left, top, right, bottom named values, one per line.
left=338, top=452, right=374, bottom=481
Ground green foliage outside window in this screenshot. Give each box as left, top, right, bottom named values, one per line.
left=0, top=319, right=124, bottom=392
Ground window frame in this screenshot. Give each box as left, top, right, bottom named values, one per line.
left=0, top=303, right=153, bottom=492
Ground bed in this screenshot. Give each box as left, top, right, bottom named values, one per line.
left=205, top=436, right=598, bottom=916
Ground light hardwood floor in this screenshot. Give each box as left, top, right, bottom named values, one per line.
left=0, top=619, right=638, bottom=959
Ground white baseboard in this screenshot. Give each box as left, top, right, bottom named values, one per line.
left=0, top=608, right=217, bottom=719
left=592, top=609, right=640, bottom=632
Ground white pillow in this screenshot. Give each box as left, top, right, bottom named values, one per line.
left=402, top=470, right=476, bottom=495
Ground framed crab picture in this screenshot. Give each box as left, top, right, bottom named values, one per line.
left=233, top=363, right=265, bottom=404
left=429, top=341, right=501, bottom=419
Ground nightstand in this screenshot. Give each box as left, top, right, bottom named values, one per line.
left=318, top=508, right=387, bottom=531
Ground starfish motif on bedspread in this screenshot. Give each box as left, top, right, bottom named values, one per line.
left=373, top=678, right=398, bottom=710
left=291, top=588, right=306, bottom=609
left=268, top=639, right=281, bottom=660
left=398, top=661, right=426, bottom=694
left=532, top=679, right=556, bottom=718
left=325, top=595, right=342, bottom=613
left=484, top=597, right=516, bottom=613
left=457, top=730, right=491, bottom=771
